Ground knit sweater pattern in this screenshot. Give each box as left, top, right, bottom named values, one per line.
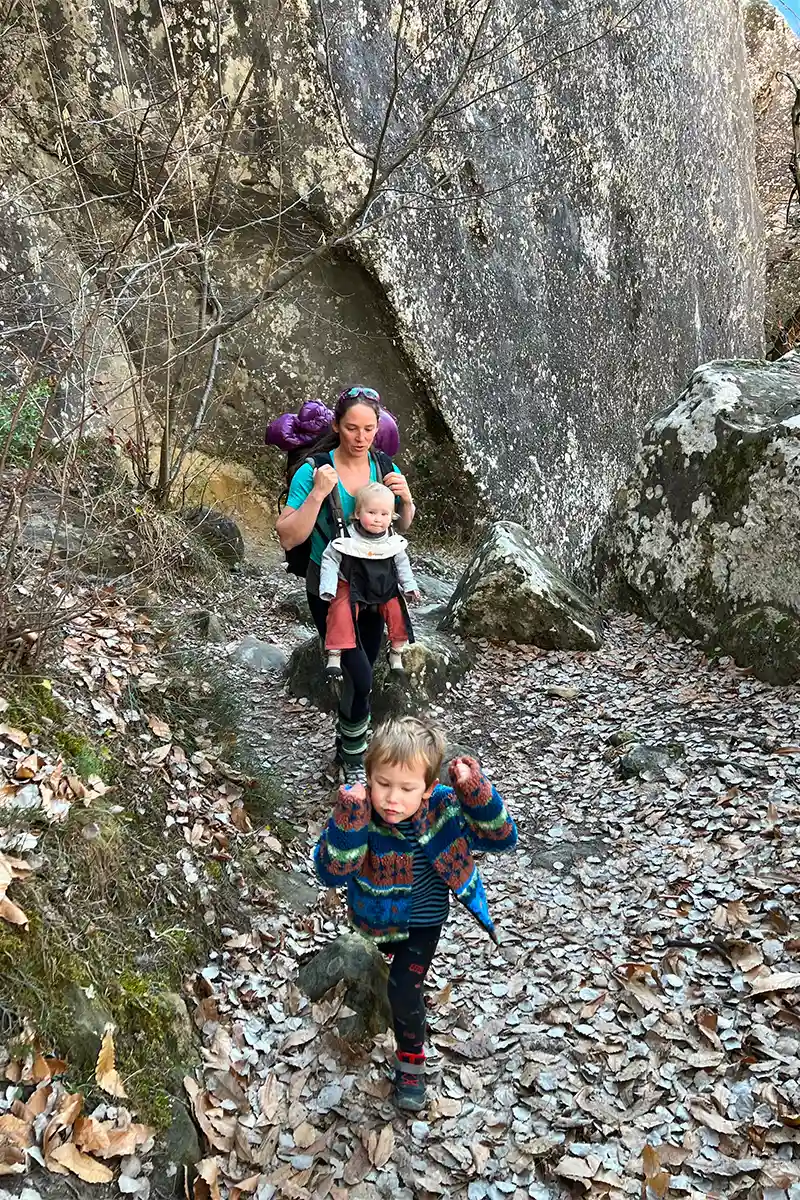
left=313, top=760, right=517, bottom=944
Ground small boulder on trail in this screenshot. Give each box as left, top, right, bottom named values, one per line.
left=296, top=932, right=391, bottom=1041
left=183, top=506, right=245, bottom=566
left=440, top=521, right=603, bottom=650
left=285, top=608, right=472, bottom=719
left=594, top=355, right=800, bottom=682
left=230, top=634, right=288, bottom=672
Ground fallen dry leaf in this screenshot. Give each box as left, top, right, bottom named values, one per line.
left=687, top=1097, right=738, bottom=1135
left=0, top=1143, right=25, bottom=1176
left=194, top=1156, right=222, bottom=1200
left=147, top=715, right=172, bottom=740
left=750, top=971, right=800, bottom=996
left=642, top=1144, right=670, bottom=1198
left=0, top=1114, right=32, bottom=1149
left=50, top=1142, right=114, bottom=1183
left=366, top=1123, right=394, bottom=1169
left=95, top=1027, right=127, bottom=1098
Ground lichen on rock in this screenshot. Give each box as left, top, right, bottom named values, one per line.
left=595, top=354, right=800, bottom=682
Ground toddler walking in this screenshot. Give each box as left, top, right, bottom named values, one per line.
left=319, top=482, right=419, bottom=678
left=314, top=716, right=518, bottom=1111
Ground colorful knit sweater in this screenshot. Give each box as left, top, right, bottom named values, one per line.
left=313, top=759, right=517, bottom=944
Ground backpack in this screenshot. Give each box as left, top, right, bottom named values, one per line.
left=281, top=448, right=395, bottom=579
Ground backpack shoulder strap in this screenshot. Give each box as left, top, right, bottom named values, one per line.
left=372, top=449, right=394, bottom=480
left=309, top=452, right=346, bottom=539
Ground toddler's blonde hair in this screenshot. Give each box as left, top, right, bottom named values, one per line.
left=354, top=481, right=395, bottom=515
left=366, top=716, right=447, bottom=788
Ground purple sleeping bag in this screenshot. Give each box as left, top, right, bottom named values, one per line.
left=266, top=399, right=400, bottom=457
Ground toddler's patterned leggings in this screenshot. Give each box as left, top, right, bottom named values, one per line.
left=380, top=925, right=443, bottom=1057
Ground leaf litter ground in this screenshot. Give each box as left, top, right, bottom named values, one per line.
left=3, top=564, right=800, bottom=1200
left=178, top=573, right=800, bottom=1200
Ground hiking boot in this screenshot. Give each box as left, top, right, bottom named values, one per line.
left=325, top=650, right=343, bottom=678
left=340, top=760, right=367, bottom=788
left=393, top=1056, right=426, bottom=1112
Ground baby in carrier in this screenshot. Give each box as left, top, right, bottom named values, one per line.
left=319, top=482, right=420, bottom=678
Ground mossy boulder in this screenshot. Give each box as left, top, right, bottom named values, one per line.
left=441, top=521, right=603, bottom=650
left=63, top=984, right=114, bottom=1071
left=297, top=933, right=391, bottom=1041
left=717, top=605, right=800, bottom=685
left=183, top=507, right=245, bottom=566
left=285, top=607, right=472, bottom=719
left=595, top=355, right=800, bottom=682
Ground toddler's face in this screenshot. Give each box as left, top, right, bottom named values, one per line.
left=368, top=757, right=433, bottom=823
left=358, top=499, right=394, bottom=535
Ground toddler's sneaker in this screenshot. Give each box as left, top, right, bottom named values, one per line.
left=325, top=650, right=343, bottom=678
left=388, top=644, right=407, bottom=672
left=393, top=1054, right=426, bottom=1112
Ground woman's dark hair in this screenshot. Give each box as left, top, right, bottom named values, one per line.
left=288, top=389, right=381, bottom=480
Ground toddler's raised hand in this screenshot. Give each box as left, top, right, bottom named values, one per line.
left=346, top=781, right=367, bottom=802
left=450, top=758, right=474, bottom=790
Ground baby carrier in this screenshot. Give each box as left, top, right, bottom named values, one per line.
left=280, top=447, right=395, bottom=581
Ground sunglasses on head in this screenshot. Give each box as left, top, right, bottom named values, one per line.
left=340, top=386, right=381, bottom=403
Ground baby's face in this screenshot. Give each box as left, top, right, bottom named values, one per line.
left=368, top=757, right=433, bottom=823
left=358, top=499, right=394, bottom=535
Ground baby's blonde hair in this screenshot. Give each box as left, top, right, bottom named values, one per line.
left=354, top=481, right=395, bottom=515
left=366, top=717, right=447, bottom=788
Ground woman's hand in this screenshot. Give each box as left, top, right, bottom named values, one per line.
left=313, top=464, right=339, bottom=498
left=383, top=471, right=412, bottom=505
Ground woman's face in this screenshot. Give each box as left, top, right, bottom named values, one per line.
left=334, top=403, right=378, bottom=457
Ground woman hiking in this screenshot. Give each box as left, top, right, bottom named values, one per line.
left=276, top=386, right=416, bottom=785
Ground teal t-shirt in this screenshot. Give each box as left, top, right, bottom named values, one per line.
left=286, top=451, right=401, bottom=566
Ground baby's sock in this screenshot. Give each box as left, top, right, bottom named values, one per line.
left=325, top=649, right=342, bottom=677
left=388, top=643, right=407, bottom=672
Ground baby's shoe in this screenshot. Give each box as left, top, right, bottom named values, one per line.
left=393, top=1053, right=426, bottom=1112
left=325, top=650, right=343, bottom=678
left=388, top=643, right=407, bottom=673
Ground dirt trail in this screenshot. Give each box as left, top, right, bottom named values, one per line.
left=184, top=561, right=800, bottom=1200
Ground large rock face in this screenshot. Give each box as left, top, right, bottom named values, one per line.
left=743, top=0, right=800, bottom=357
left=594, top=355, right=800, bottom=684
left=1, top=0, right=763, bottom=564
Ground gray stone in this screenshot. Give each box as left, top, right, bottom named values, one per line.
left=285, top=609, right=472, bottom=719
left=230, top=634, right=289, bottom=673
left=183, top=508, right=245, bottom=566
left=594, top=355, right=800, bottom=682
left=63, top=983, right=114, bottom=1072
left=156, top=992, right=196, bottom=1061
left=263, top=867, right=318, bottom=914
left=618, top=743, right=683, bottom=782
left=440, top=743, right=480, bottom=784
left=717, top=605, right=800, bottom=686
left=441, top=522, right=603, bottom=651
left=296, top=932, right=391, bottom=1041
left=161, top=1094, right=201, bottom=1171
left=183, top=608, right=226, bottom=642
left=277, top=589, right=312, bottom=624
left=415, top=572, right=457, bottom=606
left=3, top=0, right=763, bottom=569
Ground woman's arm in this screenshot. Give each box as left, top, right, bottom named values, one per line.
left=276, top=464, right=338, bottom=551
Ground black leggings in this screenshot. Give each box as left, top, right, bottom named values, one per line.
left=380, top=925, right=442, bottom=1058
left=307, top=589, right=384, bottom=764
